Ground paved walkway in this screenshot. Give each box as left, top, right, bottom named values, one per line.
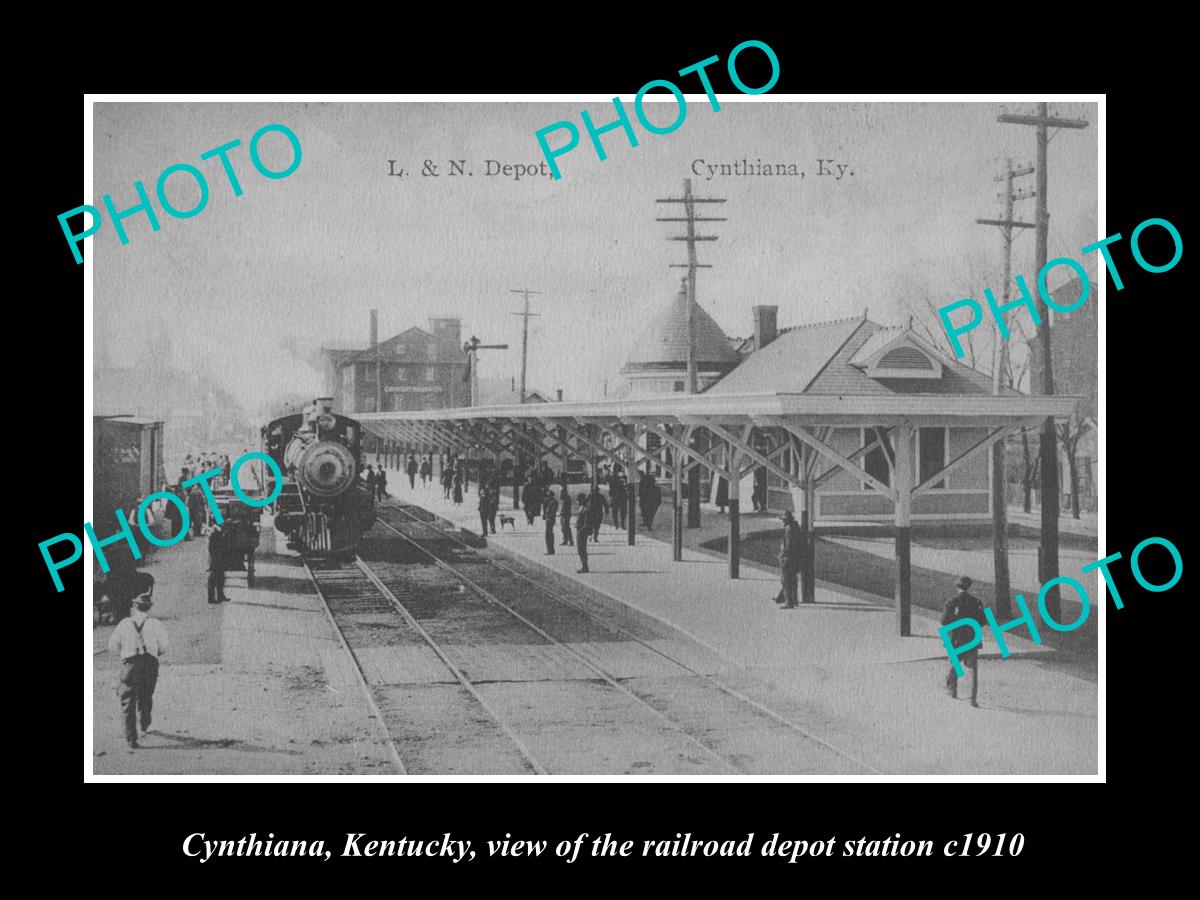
left=90, top=532, right=395, bottom=775
left=1007, top=505, right=1098, bottom=538
left=382, top=466, right=1098, bottom=775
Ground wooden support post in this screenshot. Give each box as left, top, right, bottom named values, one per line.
left=728, top=468, right=740, bottom=579
left=672, top=456, right=683, bottom=561
left=627, top=475, right=637, bottom=546
left=513, top=449, right=521, bottom=509
left=894, top=423, right=914, bottom=636
left=800, top=474, right=815, bottom=604
left=626, top=427, right=637, bottom=546
left=992, top=440, right=1011, bottom=618
left=687, top=462, right=701, bottom=527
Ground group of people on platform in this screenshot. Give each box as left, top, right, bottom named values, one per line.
left=361, top=464, right=389, bottom=501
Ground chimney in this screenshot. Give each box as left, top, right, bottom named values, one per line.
left=369, top=309, right=379, bottom=348
left=556, top=388, right=563, bottom=401
left=753, top=305, right=778, bottom=351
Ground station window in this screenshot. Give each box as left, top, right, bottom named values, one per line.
left=863, top=427, right=891, bottom=489
left=918, top=427, right=947, bottom=489
left=673, top=380, right=685, bottom=392
left=424, top=366, right=437, bottom=382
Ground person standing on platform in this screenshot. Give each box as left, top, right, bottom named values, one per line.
left=452, top=466, right=463, bottom=505
left=406, top=455, right=418, bottom=490
left=185, top=485, right=207, bottom=540
left=716, top=475, right=729, bottom=515
left=477, top=485, right=492, bottom=535
left=775, top=511, right=801, bottom=609
left=419, top=456, right=432, bottom=488
left=639, top=473, right=662, bottom=530
left=207, top=524, right=230, bottom=604
left=575, top=494, right=590, bottom=573
left=107, top=587, right=168, bottom=750
left=753, top=467, right=768, bottom=513
left=441, top=464, right=454, bottom=500
left=942, top=576, right=985, bottom=708
left=486, top=481, right=500, bottom=534
left=364, top=464, right=377, bottom=497
left=559, top=487, right=573, bottom=546
left=609, top=471, right=627, bottom=529
left=375, top=467, right=388, bottom=501
left=522, top=477, right=541, bottom=525
left=541, top=489, right=558, bottom=555
left=587, top=484, right=608, bottom=541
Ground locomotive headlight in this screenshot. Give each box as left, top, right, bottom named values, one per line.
left=316, top=413, right=337, bottom=431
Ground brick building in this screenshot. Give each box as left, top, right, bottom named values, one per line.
left=323, top=311, right=470, bottom=414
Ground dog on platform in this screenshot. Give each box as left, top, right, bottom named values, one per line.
left=498, top=515, right=516, bottom=531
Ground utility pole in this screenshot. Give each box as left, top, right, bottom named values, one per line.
left=656, top=179, right=726, bottom=393
left=509, top=289, right=542, bottom=403
left=462, top=335, right=508, bottom=407
left=998, top=102, right=1088, bottom=620
left=976, top=158, right=1035, bottom=619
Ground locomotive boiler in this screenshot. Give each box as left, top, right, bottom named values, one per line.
left=262, top=398, right=374, bottom=556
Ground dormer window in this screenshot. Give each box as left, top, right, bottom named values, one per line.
left=878, top=347, right=934, bottom=370
left=850, top=331, right=944, bottom=381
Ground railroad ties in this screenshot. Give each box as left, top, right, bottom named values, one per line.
left=303, top=501, right=878, bottom=775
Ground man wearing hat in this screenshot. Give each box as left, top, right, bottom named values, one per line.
left=207, top=523, right=230, bottom=604
left=775, top=511, right=802, bottom=609
left=575, top=493, right=590, bottom=573
left=942, top=575, right=985, bottom=707
left=107, top=582, right=169, bottom=750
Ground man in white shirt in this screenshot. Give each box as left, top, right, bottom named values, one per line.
left=107, top=585, right=169, bottom=750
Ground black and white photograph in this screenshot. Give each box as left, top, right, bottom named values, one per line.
left=85, top=98, right=1100, bottom=777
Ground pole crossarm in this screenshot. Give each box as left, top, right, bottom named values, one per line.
left=765, top=419, right=896, bottom=501
left=913, top=424, right=1027, bottom=496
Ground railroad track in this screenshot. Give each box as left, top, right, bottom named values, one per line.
left=302, top=555, right=546, bottom=775
left=372, top=501, right=880, bottom=775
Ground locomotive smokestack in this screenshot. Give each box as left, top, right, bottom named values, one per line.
left=369, top=309, right=379, bottom=348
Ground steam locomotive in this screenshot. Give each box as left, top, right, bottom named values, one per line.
left=262, top=398, right=375, bottom=556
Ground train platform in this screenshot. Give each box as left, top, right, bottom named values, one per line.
left=90, top=530, right=397, bottom=775
left=383, top=467, right=1098, bottom=774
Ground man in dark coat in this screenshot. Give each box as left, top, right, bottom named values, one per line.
left=487, top=483, right=500, bottom=533
left=207, top=524, right=230, bottom=604
left=186, top=485, right=208, bottom=539
left=639, top=474, right=662, bottom=530
left=441, top=464, right=454, bottom=499
left=406, top=455, right=418, bottom=489
left=541, top=489, right=558, bottom=555
left=775, top=511, right=801, bottom=608
left=522, top=478, right=541, bottom=525
left=559, top=487, right=573, bottom=546
left=574, top=494, right=590, bottom=573
left=753, top=467, right=768, bottom=512
left=716, top=476, right=729, bottom=514
left=477, top=486, right=492, bottom=535
left=419, top=456, right=432, bottom=487
left=942, top=575, right=985, bottom=707
left=609, top=471, right=627, bottom=529
left=375, top=467, right=388, bottom=501
left=587, top=485, right=608, bottom=541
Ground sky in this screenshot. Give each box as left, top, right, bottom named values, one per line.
left=92, top=100, right=1098, bottom=413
